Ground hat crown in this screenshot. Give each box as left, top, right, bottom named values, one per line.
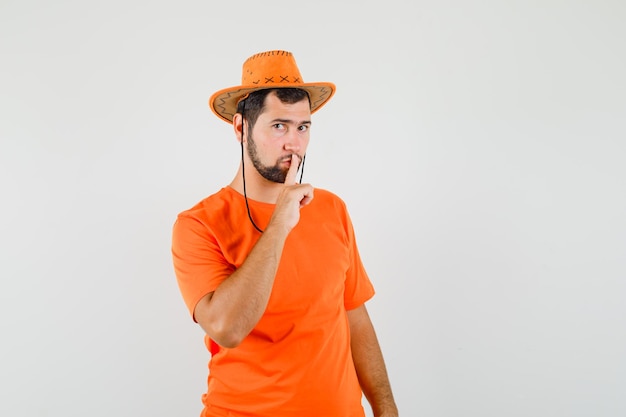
left=241, top=50, right=304, bottom=86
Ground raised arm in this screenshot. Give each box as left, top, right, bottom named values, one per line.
left=194, top=155, right=313, bottom=348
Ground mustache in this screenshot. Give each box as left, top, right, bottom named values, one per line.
left=278, top=154, right=303, bottom=163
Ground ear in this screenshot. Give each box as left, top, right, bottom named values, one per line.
left=233, top=113, right=245, bottom=143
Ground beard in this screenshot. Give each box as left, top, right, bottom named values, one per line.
left=246, top=133, right=300, bottom=183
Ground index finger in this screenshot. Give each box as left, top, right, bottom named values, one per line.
left=283, top=154, right=300, bottom=186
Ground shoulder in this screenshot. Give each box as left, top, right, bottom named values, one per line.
left=307, top=188, right=352, bottom=224
left=178, top=187, right=236, bottom=215
left=313, top=187, right=347, bottom=209
left=175, top=187, right=239, bottom=226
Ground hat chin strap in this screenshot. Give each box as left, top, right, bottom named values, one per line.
left=241, top=139, right=264, bottom=234
left=239, top=103, right=306, bottom=234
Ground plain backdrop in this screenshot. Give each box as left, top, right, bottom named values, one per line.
left=1, top=1, right=625, bottom=416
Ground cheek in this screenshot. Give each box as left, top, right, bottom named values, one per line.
left=301, top=135, right=310, bottom=150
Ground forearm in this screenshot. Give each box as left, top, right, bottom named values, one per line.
left=348, top=306, right=398, bottom=417
left=195, top=223, right=289, bottom=347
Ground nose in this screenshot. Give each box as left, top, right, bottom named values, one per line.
left=284, top=132, right=302, bottom=153
left=284, top=142, right=300, bottom=153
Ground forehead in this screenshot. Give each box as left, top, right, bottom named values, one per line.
left=260, top=92, right=311, bottom=119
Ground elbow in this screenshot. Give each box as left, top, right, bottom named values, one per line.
left=199, top=318, right=247, bottom=349
left=212, top=329, right=246, bottom=349
left=194, top=294, right=249, bottom=348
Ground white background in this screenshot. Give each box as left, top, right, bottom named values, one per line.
left=1, top=1, right=625, bottom=416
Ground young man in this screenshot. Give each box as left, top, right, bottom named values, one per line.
left=172, top=50, right=398, bottom=417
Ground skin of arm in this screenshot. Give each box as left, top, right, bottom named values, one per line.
left=193, top=155, right=313, bottom=348
left=348, top=305, right=399, bottom=417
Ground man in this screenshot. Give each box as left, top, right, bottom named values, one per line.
left=172, top=50, right=398, bottom=417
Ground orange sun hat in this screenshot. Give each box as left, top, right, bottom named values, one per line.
left=209, top=50, right=336, bottom=124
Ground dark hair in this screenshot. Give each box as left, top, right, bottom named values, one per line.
left=236, top=88, right=310, bottom=128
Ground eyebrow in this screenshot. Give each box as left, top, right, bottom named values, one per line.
left=270, top=118, right=312, bottom=125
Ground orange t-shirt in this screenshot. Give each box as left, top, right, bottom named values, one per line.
left=172, top=186, right=375, bottom=417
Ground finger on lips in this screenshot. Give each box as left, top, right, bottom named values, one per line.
left=284, top=154, right=300, bottom=186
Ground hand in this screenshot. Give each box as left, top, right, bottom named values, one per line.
left=268, top=154, right=314, bottom=233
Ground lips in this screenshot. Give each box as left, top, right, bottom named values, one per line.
left=280, top=155, right=294, bottom=165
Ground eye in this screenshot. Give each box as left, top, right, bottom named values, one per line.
left=273, top=123, right=285, bottom=130
left=298, top=125, right=309, bottom=132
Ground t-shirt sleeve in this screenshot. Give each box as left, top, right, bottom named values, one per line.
left=171, top=214, right=235, bottom=321
left=342, top=211, right=376, bottom=310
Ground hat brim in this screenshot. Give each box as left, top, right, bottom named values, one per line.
left=209, top=82, right=336, bottom=124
